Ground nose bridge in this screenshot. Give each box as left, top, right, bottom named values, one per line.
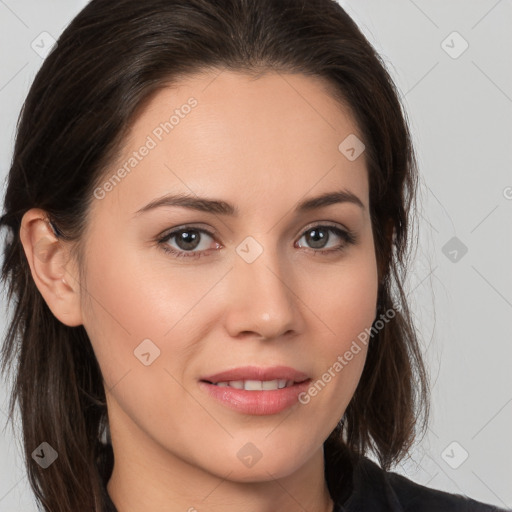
left=225, top=234, right=300, bottom=339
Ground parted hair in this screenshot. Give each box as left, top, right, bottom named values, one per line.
left=0, top=0, right=429, bottom=510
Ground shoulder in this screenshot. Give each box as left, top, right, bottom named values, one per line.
left=339, top=455, right=510, bottom=512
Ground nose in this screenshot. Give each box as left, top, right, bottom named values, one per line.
left=223, top=243, right=304, bottom=341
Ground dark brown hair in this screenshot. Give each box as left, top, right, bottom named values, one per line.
left=0, top=0, right=429, bottom=510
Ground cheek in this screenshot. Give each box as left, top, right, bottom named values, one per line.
left=80, top=238, right=223, bottom=385
left=332, top=265, right=378, bottom=345
left=305, top=247, right=379, bottom=347
left=298, top=244, right=378, bottom=400
left=79, top=242, right=164, bottom=380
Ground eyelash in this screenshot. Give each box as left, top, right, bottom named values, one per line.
left=156, top=223, right=357, bottom=260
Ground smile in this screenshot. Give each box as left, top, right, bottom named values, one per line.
left=208, top=379, right=296, bottom=390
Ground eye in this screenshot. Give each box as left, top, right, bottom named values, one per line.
left=295, top=224, right=356, bottom=255
left=157, top=226, right=220, bottom=258
left=156, top=223, right=357, bottom=260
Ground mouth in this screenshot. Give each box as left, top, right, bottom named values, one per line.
left=200, top=365, right=310, bottom=388
left=198, top=365, right=312, bottom=415
left=201, top=378, right=306, bottom=390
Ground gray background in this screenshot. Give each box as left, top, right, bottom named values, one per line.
left=1, top=0, right=511, bottom=510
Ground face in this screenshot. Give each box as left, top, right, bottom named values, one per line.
left=69, top=70, right=378, bottom=481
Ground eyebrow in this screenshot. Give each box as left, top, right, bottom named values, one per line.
left=133, top=189, right=365, bottom=217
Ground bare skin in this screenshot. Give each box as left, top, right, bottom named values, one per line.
left=20, top=69, right=378, bottom=512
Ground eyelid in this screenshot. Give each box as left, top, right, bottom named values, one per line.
left=159, top=223, right=219, bottom=239
left=157, top=220, right=356, bottom=261
left=294, top=220, right=349, bottom=238
left=156, top=224, right=220, bottom=258
left=159, top=220, right=350, bottom=244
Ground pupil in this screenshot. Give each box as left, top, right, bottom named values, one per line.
left=307, top=228, right=327, bottom=249
left=177, top=230, right=200, bottom=250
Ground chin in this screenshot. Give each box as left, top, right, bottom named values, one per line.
left=218, top=459, right=305, bottom=483
left=196, top=438, right=317, bottom=483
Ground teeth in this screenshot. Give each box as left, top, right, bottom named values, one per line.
left=263, top=379, right=279, bottom=390
left=213, top=379, right=295, bottom=390
left=245, top=379, right=262, bottom=390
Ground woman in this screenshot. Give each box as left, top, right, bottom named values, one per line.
left=0, top=0, right=508, bottom=511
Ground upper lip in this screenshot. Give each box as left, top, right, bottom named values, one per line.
left=200, top=365, right=310, bottom=384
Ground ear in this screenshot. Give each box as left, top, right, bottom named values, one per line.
left=19, top=208, right=83, bottom=327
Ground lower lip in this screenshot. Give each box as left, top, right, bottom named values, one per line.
left=198, top=380, right=311, bottom=415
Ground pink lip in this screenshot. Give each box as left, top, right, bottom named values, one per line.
left=200, top=365, right=309, bottom=384
left=198, top=365, right=311, bottom=415
left=198, top=380, right=311, bottom=415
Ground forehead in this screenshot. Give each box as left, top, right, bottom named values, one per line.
left=93, top=69, right=369, bottom=220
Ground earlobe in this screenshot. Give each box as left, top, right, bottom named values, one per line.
left=19, top=209, right=83, bottom=327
